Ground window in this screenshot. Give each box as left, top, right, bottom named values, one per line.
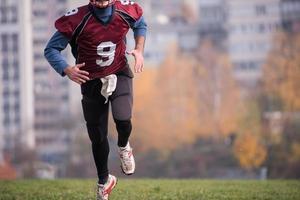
left=255, top=5, right=267, bottom=16
left=1, top=34, right=8, bottom=52
left=3, top=102, right=10, bottom=112
left=33, top=10, right=47, bottom=17
left=234, top=61, right=260, bottom=71
left=14, top=102, right=20, bottom=113
left=12, top=34, right=18, bottom=52
left=0, top=7, right=8, bottom=23
left=3, top=116, right=10, bottom=127
left=0, top=1, right=18, bottom=23
left=258, top=23, right=266, bottom=33
left=11, top=6, right=17, bottom=23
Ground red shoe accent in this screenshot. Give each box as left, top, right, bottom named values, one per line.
left=105, top=178, right=116, bottom=194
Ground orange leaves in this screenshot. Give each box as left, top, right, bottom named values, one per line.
left=290, top=142, right=300, bottom=162
left=131, top=68, right=163, bottom=152
left=195, top=41, right=241, bottom=138
left=231, top=100, right=268, bottom=169
left=263, top=33, right=300, bottom=111
left=233, top=134, right=267, bottom=170
left=132, top=41, right=242, bottom=152
left=0, top=160, right=17, bottom=180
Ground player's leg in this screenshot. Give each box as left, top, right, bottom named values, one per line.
left=110, top=75, right=135, bottom=175
left=81, top=79, right=110, bottom=184
left=111, top=75, right=133, bottom=146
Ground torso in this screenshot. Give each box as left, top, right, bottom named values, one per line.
left=76, top=8, right=130, bottom=79
left=55, top=1, right=143, bottom=79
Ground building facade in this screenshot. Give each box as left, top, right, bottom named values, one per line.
left=227, top=0, right=281, bottom=86
left=0, top=0, right=77, bottom=176
left=32, top=0, right=76, bottom=175
left=198, top=0, right=227, bottom=50
left=280, top=0, right=300, bottom=33
left=0, top=0, right=35, bottom=164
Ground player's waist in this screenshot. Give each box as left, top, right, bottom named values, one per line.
left=80, top=59, right=127, bottom=79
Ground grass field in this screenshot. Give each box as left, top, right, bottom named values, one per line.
left=0, top=179, right=299, bottom=200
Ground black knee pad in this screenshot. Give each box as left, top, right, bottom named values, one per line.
left=115, top=119, right=132, bottom=136
left=86, top=123, right=108, bottom=144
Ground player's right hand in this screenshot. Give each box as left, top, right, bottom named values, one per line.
left=64, top=63, right=90, bottom=85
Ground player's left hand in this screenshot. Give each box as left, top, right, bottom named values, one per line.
left=127, top=49, right=144, bottom=73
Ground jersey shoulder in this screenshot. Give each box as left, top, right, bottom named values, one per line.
left=115, top=0, right=143, bottom=20
left=55, top=5, right=90, bottom=39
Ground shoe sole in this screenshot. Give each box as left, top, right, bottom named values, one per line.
left=111, top=177, right=118, bottom=191
left=120, top=165, right=134, bottom=176
left=108, top=177, right=118, bottom=197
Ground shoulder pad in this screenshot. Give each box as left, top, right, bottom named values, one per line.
left=115, top=0, right=143, bottom=21
left=55, top=5, right=90, bottom=39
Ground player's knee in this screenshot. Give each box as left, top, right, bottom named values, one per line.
left=114, top=119, right=132, bottom=135
left=86, top=123, right=107, bottom=144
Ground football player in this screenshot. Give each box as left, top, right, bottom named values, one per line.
left=44, top=0, right=147, bottom=199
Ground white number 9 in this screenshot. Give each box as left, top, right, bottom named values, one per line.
left=96, top=41, right=116, bottom=67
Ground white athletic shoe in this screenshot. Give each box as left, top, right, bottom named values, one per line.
left=96, top=174, right=117, bottom=200
left=118, top=142, right=135, bottom=175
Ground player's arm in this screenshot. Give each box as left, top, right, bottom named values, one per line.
left=44, top=31, right=90, bottom=84
left=129, top=35, right=145, bottom=73
left=128, top=16, right=147, bottom=73
left=44, top=31, right=69, bottom=76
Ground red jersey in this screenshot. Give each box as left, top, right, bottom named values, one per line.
left=55, top=1, right=143, bottom=79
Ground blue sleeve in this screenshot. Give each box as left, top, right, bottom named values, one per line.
left=44, top=31, right=70, bottom=76
left=131, top=16, right=147, bottom=38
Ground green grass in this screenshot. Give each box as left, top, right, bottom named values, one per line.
left=0, top=179, right=299, bottom=200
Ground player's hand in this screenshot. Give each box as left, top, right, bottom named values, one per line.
left=64, top=63, right=90, bottom=85
left=127, top=49, right=144, bottom=73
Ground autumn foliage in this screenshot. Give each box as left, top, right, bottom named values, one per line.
left=131, top=32, right=300, bottom=172
left=233, top=133, right=267, bottom=170
left=132, top=41, right=241, bottom=152
left=0, top=159, right=17, bottom=180
left=263, top=32, right=300, bottom=111
left=260, top=32, right=300, bottom=177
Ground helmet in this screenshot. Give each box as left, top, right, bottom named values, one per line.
left=90, top=0, right=116, bottom=8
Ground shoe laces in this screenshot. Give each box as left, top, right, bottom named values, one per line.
left=120, top=148, right=133, bottom=164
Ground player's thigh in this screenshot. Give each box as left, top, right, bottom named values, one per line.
left=81, top=95, right=109, bottom=124
left=110, top=75, right=133, bottom=121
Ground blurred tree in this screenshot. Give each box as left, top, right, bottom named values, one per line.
left=290, top=142, right=300, bottom=163
left=0, top=158, right=17, bottom=180
left=266, top=117, right=300, bottom=178
left=233, top=101, right=267, bottom=170
left=130, top=32, right=300, bottom=178
left=131, top=45, right=201, bottom=151
left=261, top=32, right=300, bottom=178
left=263, top=32, right=300, bottom=111
left=65, top=130, right=96, bottom=178
left=132, top=41, right=241, bottom=152
left=156, top=43, right=202, bottom=147
left=233, top=133, right=267, bottom=170
left=131, top=67, right=165, bottom=152
left=195, top=40, right=241, bottom=138
left=12, top=138, right=37, bottom=178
